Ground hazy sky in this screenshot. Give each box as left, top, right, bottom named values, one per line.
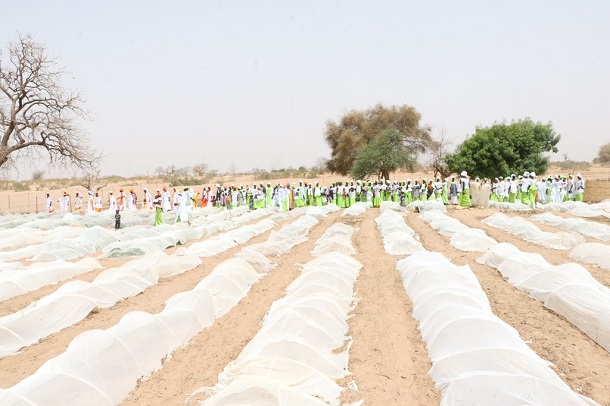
left=2, top=0, right=609, bottom=179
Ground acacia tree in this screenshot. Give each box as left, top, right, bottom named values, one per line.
left=426, top=128, right=453, bottom=180
left=0, top=34, right=99, bottom=172
left=324, top=104, right=432, bottom=175
left=446, top=118, right=560, bottom=179
left=351, top=129, right=417, bottom=180
left=595, top=142, right=610, bottom=163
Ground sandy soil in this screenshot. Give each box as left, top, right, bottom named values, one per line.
left=1, top=204, right=610, bottom=405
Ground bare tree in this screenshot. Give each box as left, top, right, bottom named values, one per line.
left=0, top=34, right=100, bottom=172
left=192, top=162, right=208, bottom=177
left=80, top=169, right=107, bottom=192
left=427, top=128, right=453, bottom=180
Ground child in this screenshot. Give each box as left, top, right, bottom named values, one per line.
left=114, top=209, right=121, bottom=229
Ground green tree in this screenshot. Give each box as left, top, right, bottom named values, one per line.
left=351, top=129, right=417, bottom=180
left=324, top=104, right=432, bottom=175
left=595, top=142, right=610, bottom=163
left=446, top=118, right=560, bottom=179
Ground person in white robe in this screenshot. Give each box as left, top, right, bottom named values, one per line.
left=45, top=193, right=54, bottom=213
left=108, top=192, right=117, bottom=212
left=162, top=187, right=172, bottom=211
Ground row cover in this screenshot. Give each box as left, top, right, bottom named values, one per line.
left=397, top=250, right=598, bottom=405
left=541, top=200, right=610, bottom=219
left=419, top=210, right=497, bottom=252
left=375, top=206, right=422, bottom=255
left=0, top=209, right=329, bottom=404
left=200, top=224, right=361, bottom=405
left=0, top=257, right=103, bottom=303
left=532, top=212, right=610, bottom=242
left=0, top=251, right=202, bottom=358
left=483, top=212, right=585, bottom=250
left=478, top=243, right=610, bottom=353
left=0, top=213, right=289, bottom=358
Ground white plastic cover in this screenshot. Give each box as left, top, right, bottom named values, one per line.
left=200, top=230, right=361, bottom=405
left=342, top=202, right=368, bottom=216
left=375, top=210, right=421, bottom=255
left=0, top=257, right=103, bottom=302
left=569, top=243, right=610, bottom=270
left=532, top=212, right=610, bottom=242
left=0, top=250, right=273, bottom=405
left=397, top=250, right=598, bottom=405
left=479, top=243, right=610, bottom=353
left=0, top=251, right=202, bottom=358
left=483, top=212, right=586, bottom=249
left=419, top=210, right=497, bottom=252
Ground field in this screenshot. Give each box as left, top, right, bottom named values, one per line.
left=0, top=161, right=610, bottom=404
left=0, top=198, right=610, bottom=404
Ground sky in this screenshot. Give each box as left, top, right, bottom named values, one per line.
left=1, top=0, right=609, bottom=179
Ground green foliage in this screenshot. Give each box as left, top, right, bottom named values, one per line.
left=351, top=129, right=417, bottom=180
left=596, top=142, right=610, bottom=163
left=551, top=160, right=592, bottom=171
left=446, top=118, right=560, bottom=179
left=12, top=182, right=29, bottom=192
left=325, top=104, right=432, bottom=175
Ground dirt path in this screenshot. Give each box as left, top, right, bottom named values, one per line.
left=408, top=207, right=610, bottom=405
left=339, top=211, right=440, bottom=405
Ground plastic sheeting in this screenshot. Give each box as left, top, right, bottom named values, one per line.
left=375, top=209, right=421, bottom=255
left=488, top=201, right=533, bottom=211
left=532, top=212, right=610, bottom=242
left=419, top=210, right=497, bottom=252
left=409, top=200, right=446, bottom=213
left=342, top=202, right=368, bottom=216
left=483, top=212, right=586, bottom=249
left=311, top=223, right=356, bottom=257
left=479, top=243, right=610, bottom=353
left=397, top=250, right=598, bottom=405
left=246, top=214, right=319, bottom=257
left=0, top=251, right=202, bottom=358
left=199, top=229, right=361, bottom=405
left=0, top=257, right=103, bottom=302
left=0, top=250, right=272, bottom=406
left=569, top=243, right=610, bottom=270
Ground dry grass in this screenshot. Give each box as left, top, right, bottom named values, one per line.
left=584, top=179, right=610, bottom=203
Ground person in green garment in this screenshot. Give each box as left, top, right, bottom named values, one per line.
left=458, top=171, right=472, bottom=207
left=153, top=190, right=164, bottom=226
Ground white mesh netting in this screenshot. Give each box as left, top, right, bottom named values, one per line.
left=479, top=243, right=610, bottom=353
left=532, top=212, right=610, bottom=242
left=198, top=224, right=361, bottom=405
left=483, top=212, right=586, bottom=249
left=397, top=250, right=598, bottom=405
left=375, top=208, right=421, bottom=255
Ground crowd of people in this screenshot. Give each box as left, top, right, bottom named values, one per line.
left=43, top=171, right=587, bottom=220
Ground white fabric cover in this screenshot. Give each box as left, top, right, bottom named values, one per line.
left=0, top=252, right=202, bottom=358
left=419, top=210, right=497, bottom=252
left=569, top=243, right=610, bottom=270
left=200, top=229, right=361, bottom=405
left=488, top=201, right=533, bottom=211
left=409, top=200, right=446, bottom=213
left=397, top=250, right=598, bottom=405
left=532, top=212, right=610, bottom=242
left=0, top=258, right=103, bottom=302
left=342, top=202, right=368, bottom=216
left=479, top=243, right=610, bottom=352
left=0, top=250, right=273, bottom=405
left=375, top=210, right=421, bottom=255
left=483, top=212, right=586, bottom=249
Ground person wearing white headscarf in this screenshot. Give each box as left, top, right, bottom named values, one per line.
left=458, top=171, right=472, bottom=207
left=575, top=174, right=585, bottom=202
left=108, top=192, right=117, bottom=212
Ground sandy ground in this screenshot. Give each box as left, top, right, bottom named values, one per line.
left=1, top=203, right=610, bottom=405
